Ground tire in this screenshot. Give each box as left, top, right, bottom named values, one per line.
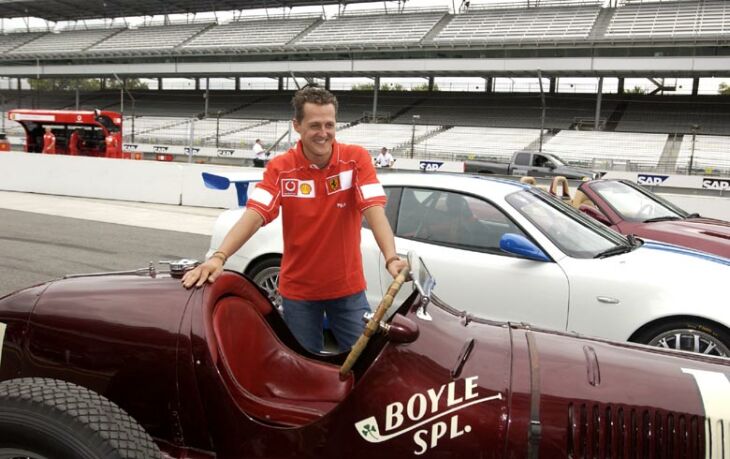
left=0, top=378, right=162, bottom=459
left=249, top=257, right=282, bottom=312
left=635, top=319, right=730, bottom=357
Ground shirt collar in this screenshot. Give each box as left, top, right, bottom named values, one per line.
left=295, top=139, right=340, bottom=170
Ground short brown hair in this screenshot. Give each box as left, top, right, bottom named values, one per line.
left=291, top=86, right=338, bottom=123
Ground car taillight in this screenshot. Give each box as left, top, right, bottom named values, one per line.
left=0, top=142, right=10, bottom=152
left=156, top=154, right=173, bottom=162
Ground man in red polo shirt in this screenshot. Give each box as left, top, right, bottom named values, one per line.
left=183, top=86, right=407, bottom=353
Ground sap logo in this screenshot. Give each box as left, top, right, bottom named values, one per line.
left=354, top=376, right=502, bottom=455
left=702, top=178, right=730, bottom=190
left=184, top=147, right=200, bottom=155
left=419, top=161, right=444, bottom=172
left=637, top=174, right=669, bottom=185
left=122, top=144, right=138, bottom=151
left=153, top=146, right=169, bottom=153
left=217, top=149, right=235, bottom=157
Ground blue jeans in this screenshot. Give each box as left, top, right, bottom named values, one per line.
left=282, top=291, right=370, bottom=354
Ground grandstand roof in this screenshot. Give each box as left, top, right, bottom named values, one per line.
left=0, top=0, right=385, bottom=21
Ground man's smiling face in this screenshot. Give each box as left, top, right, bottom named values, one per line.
left=293, top=102, right=336, bottom=167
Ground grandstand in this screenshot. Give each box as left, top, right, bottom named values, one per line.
left=676, top=135, right=730, bottom=175
left=607, top=0, right=730, bottom=38
left=433, top=5, right=600, bottom=44
left=295, top=11, right=446, bottom=47
left=182, top=18, right=319, bottom=51
left=0, top=0, right=728, bottom=176
left=413, top=127, right=544, bottom=161
left=542, top=131, right=669, bottom=171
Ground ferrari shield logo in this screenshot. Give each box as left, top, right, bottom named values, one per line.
left=327, top=176, right=341, bottom=193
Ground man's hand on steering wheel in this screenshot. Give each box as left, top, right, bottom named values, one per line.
left=387, top=257, right=408, bottom=278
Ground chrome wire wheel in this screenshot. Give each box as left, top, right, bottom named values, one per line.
left=0, top=449, right=50, bottom=459
left=648, top=328, right=729, bottom=357
left=252, top=265, right=282, bottom=312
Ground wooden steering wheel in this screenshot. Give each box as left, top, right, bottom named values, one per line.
left=339, top=266, right=410, bottom=378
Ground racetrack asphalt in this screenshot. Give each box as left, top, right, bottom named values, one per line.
left=0, top=191, right=220, bottom=297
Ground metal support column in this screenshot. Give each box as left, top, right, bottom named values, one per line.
left=692, top=78, right=699, bottom=96
left=428, top=76, right=435, bottom=91
left=549, top=77, right=556, bottom=94
left=325, top=77, right=330, bottom=90
left=594, top=77, right=603, bottom=131
left=372, top=76, right=380, bottom=121
left=618, top=77, right=625, bottom=94
left=485, top=77, right=493, bottom=93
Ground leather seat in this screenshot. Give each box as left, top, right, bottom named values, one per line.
left=213, top=295, right=353, bottom=427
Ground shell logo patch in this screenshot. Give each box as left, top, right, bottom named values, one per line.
left=354, top=376, right=502, bottom=455
left=281, top=179, right=315, bottom=198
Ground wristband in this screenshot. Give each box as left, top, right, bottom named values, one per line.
left=385, top=256, right=400, bottom=270
left=210, top=250, right=228, bottom=264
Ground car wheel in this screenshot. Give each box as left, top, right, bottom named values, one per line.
left=637, top=320, right=730, bottom=357
left=0, top=378, right=162, bottom=459
left=249, top=257, right=282, bottom=312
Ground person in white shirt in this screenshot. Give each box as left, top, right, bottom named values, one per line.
left=374, top=146, right=394, bottom=168
left=252, top=139, right=267, bottom=167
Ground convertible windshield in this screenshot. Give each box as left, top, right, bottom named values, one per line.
left=506, top=189, right=627, bottom=258
left=589, top=180, right=688, bottom=223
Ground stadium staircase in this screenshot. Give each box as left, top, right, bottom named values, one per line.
left=523, top=129, right=558, bottom=152
left=657, top=133, right=683, bottom=172
left=390, top=98, right=428, bottom=122
left=588, top=7, right=615, bottom=40
left=212, top=95, right=272, bottom=119
left=420, top=13, right=453, bottom=45
left=83, top=28, right=126, bottom=51
left=398, top=124, right=451, bottom=155
left=176, top=23, right=217, bottom=49
left=286, top=18, right=325, bottom=46
left=604, top=101, right=629, bottom=132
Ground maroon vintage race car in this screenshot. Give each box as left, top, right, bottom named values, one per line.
left=0, top=254, right=728, bottom=458
left=574, top=179, right=730, bottom=258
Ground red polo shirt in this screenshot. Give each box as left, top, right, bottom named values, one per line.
left=246, top=140, right=386, bottom=300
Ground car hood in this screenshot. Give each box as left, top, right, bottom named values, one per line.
left=635, top=218, right=730, bottom=258
left=529, top=328, right=729, bottom=456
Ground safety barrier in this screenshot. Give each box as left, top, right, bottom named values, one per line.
left=0, top=152, right=727, bottom=219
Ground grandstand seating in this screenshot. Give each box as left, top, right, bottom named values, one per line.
left=606, top=0, right=730, bottom=37
left=9, top=28, right=120, bottom=55
left=295, top=12, right=445, bottom=47
left=0, top=32, right=46, bottom=54
left=616, top=97, right=730, bottom=136
left=543, top=130, right=669, bottom=170
left=433, top=6, right=600, bottom=44
left=183, top=18, right=318, bottom=50
left=333, top=122, right=437, bottom=153
left=89, top=23, right=209, bottom=52
left=676, top=135, right=730, bottom=174
left=413, top=127, right=543, bottom=161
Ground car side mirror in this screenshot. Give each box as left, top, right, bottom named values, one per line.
left=580, top=205, right=611, bottom=226
left=499, top=233, right=550, bottom=262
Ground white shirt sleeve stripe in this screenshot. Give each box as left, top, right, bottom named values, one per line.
left=249, top=187, right=274, bottom=206
left=360, top=183, right=385, bottom=200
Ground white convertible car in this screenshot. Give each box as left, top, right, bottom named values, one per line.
left=206, top=171, right=730, bottom=356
